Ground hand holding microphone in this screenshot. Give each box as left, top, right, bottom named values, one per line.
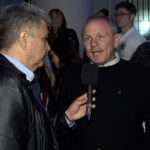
left=81, top=63, right=98, bottom=120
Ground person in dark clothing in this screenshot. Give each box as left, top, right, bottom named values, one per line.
left=0, top=3, right=93, bottom=150
left=131, top=41, right=150, bottom=68
left=48, top=8, right=79, bottom=55
left=46, top=8, right=81, bottom=103
left=58, top=15, right=150, bottom=150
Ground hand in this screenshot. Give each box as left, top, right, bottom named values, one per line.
left=65, top=93, right=96, bottom=121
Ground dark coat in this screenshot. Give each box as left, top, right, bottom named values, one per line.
left=0, top=54, right=69, bottom=150
left=58, top=60, right=150, bottom=150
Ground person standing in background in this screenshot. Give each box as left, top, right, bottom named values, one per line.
left=47, top=8, right=82, bottom=102
left=115, top=1, right=145, bottom=60
left=48, top=8, right=79, bottom=56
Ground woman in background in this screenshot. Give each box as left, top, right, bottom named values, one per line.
left=47, top=8, right=82, bottom=102
left=48, top=8, right=79, bottom=56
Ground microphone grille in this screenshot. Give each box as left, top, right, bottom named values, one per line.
left=81, top=63, right=98, bottom=85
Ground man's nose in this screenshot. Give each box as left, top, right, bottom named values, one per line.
left=91, top=39, right=97, bottom=48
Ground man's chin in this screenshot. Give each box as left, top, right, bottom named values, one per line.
left=90, top=57, right=103, bottom=65
left=91, top=60, right=104, bottom=65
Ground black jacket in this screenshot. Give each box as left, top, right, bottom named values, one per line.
left=0, top=54, right=69, bottom=150
left=58, top=60, right=150, bottom=150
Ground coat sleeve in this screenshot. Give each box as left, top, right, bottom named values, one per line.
left=0, top=79, right=28, bottom=150
left=145, top=92, right=150, bottom=149
left=143, top=70, right=150, bottom=150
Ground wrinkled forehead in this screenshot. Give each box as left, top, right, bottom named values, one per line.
left=84, top=19, right=112, bottom=36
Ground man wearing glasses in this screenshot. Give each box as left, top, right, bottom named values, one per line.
left=115, top=1, right=145, bottom=61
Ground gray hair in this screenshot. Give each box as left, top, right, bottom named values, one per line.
left=0, top=3, right=50, bottom=49
left=83, top=15, right=118, bottom=36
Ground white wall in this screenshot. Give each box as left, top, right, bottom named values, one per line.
left=93, top=0, right=109, bottom=14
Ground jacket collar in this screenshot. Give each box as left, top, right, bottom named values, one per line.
left=0, top=54, right=27, bottom=81
left=97, top=52, right=120, bottom=67
left=2, top=54, right=34, bottom=82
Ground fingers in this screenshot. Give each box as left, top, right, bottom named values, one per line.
left=88, top=101, right=96, bottom=109
left=92, top=89, right=96, bottom=94
left=92, top=90, right=96, bottom=107
left=75, top=93, right=87, bottom=105
left=91, top=104, right=96, bottom=109
left=66, top=92, right=96, bottom=121
left=65, top=94, right=87, bottom=121
left=76, top=92, right=96, bottom=105
left=92, top=97, right=96, bottom=102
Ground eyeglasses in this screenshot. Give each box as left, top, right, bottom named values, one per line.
left=115, top=13, right=131, bottom=17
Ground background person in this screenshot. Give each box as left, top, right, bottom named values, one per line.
left=115, top=1, right=145, bottom=60
left=45, top=8, right=82, bottom=103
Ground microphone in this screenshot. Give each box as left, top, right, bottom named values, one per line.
left=81, top=63, right=98, bottom=120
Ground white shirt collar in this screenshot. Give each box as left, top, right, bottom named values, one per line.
left=97, top=52, right=120, bottom=67
left=2, top=54, right=34, bottom=81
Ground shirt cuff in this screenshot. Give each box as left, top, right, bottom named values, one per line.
left=65, top=113, right=76, bottom=128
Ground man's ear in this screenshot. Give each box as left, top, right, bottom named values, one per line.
left=18, top=31, right=29, bottom=50
left=114, top=33, right=121, bottom=48
left=130, top=14, right=135, bottom=21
